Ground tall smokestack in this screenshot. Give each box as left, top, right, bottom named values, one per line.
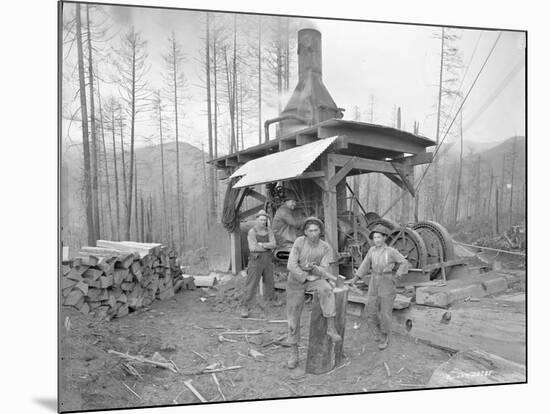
left=276, top=28, right=343, bottom=137
left=298, top=28, right=323, bottom=81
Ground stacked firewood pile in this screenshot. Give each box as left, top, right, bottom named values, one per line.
left=61, top=241, right=183, bottom=319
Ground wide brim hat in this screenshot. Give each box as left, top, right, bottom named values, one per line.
left=255, top=209, right=268, bottom=218
left=303, top=216, right=324, bottom=233
left=368, top=224, right=390, bottom=240
left=283, top=193, right=297, bottom=202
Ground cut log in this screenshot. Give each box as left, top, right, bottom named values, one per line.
left=66, top=268, right=83, bottom=282
left=416, top=272, right=512, bottom=308
left=83, top=268, right=103, bottom=281
left=115, top=253, right=135, bottom=269
left=121, top=281, right=135, bottom=291
left=113, top=269, right=129, bottom=285
left=427, top=349, right=526, bottom=387
left=306, top=286, right=349, bottom=374
left=99, top=274, right=114, bottom=289
left=61, top=277, right=78, bottom=290
left=392, top=299, right=526, bottom=364
left=74, top=281, right=89, bottom=295
left=64, top=289, right=84, bottom=307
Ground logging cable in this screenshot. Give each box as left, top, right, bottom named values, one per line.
left=380, top=30, right=503, bottom=220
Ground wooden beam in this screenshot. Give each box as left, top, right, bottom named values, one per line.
left=312, top=177, right=328, bottom=192
left=235, top=188, right=247, bottom=211
left=246, top=189, right=267, bottom=203
left=318, top=125, right=426, bottom=154
left=391, top=162, right=415, bottom=196
left=328, top=153, right=396, bottom=174
left=237, top=153, right=254, bottom=163
left=295, top=171, right=325, bottom=180
left=278, top=139, right=296, bottom=151
left=296, top=134, right=316, bottom=146
left=328, top=157, right=356, bottom=188
left=393, top=151, right=433, bottom=166
left=332, top=135, right=349, bottom=151
left=238, top=204, right=264, bottom=220
left=225, top=158, right=239, bottom=167
left=384, top=173, right=407, bottom=192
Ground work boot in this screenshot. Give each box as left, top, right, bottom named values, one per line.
left=287, top=344, right=299, bottom=369
left=378, top=333, right=390, bottom=350
left=240, top=306, right=249, bottom=318
left=326, top=317, right=342, bottom=342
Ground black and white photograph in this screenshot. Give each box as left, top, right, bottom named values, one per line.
left=58, top=1, right=527, bottom=412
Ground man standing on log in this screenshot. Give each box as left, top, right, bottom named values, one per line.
left=286, top=217, right=341, bottom=369
left=352, top=225, right=409, bottom=350
left=272, top=194, right=304, bottom=248
left=240, top=210, right=278, bottom=318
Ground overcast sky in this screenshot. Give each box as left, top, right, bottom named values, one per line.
left=62, top=3, right=525, bottom=153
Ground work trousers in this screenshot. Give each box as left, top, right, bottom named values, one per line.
left=364, top=272, right=397, bottom=335
left=286, top=278, right=336, bottom=345
left=241, top=251, right=275, bottom=307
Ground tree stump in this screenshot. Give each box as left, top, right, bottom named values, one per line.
left=306, top=286, right=349, bottom=374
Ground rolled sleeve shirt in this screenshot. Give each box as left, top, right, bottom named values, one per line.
left=287, top=236, right=332, bottom=285
left=357, top=245, right=409, bottom=279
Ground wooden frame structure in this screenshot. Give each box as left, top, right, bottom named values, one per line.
left=211, top=119, right=436, bottom=274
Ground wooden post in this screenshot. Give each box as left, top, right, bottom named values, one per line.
left=322, top=155, right=339, bottom=275
left=306, top=286, right=349, bottom=374
left=230, top=230, right=242, bottom=274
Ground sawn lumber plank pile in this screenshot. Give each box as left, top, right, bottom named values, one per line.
left=61, top=241, right=183, bottom=319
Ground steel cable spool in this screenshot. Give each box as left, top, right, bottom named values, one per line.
left=411, top=221, right=455, bottom=279
left=386, top=227, right=428, bottom=270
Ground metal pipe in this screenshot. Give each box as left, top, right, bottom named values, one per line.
left=264, top=114, right=309, bottom=141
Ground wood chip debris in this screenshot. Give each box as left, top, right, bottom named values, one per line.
left=108, top=349, right=178, bottom=373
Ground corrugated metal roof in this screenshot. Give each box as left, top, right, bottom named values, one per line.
left=230, top=136, right=338, bottom=189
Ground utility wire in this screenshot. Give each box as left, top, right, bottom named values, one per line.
left=381, top=31, right=502, bottom=219
left=463, top=57, right=524, bottom=132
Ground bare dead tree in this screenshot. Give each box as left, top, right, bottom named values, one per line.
left=75, top=3, right=95, bottom=245
left=163, top=31, right=186, bottom=252
left=114, top=26, right=150, bottom=240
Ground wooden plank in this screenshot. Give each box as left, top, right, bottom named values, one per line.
left=427, top=349, right=525, bottom=387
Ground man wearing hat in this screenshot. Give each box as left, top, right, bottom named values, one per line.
left=285, top=216, right=341, bottom=369
left=240, top=209, right=277, bottom=318
left=272, top=193, right=305, bottom=248
left=352, top=225, right=409, bottom=350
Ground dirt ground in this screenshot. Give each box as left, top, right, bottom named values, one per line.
left=59, top=272, right=455, bottom=412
